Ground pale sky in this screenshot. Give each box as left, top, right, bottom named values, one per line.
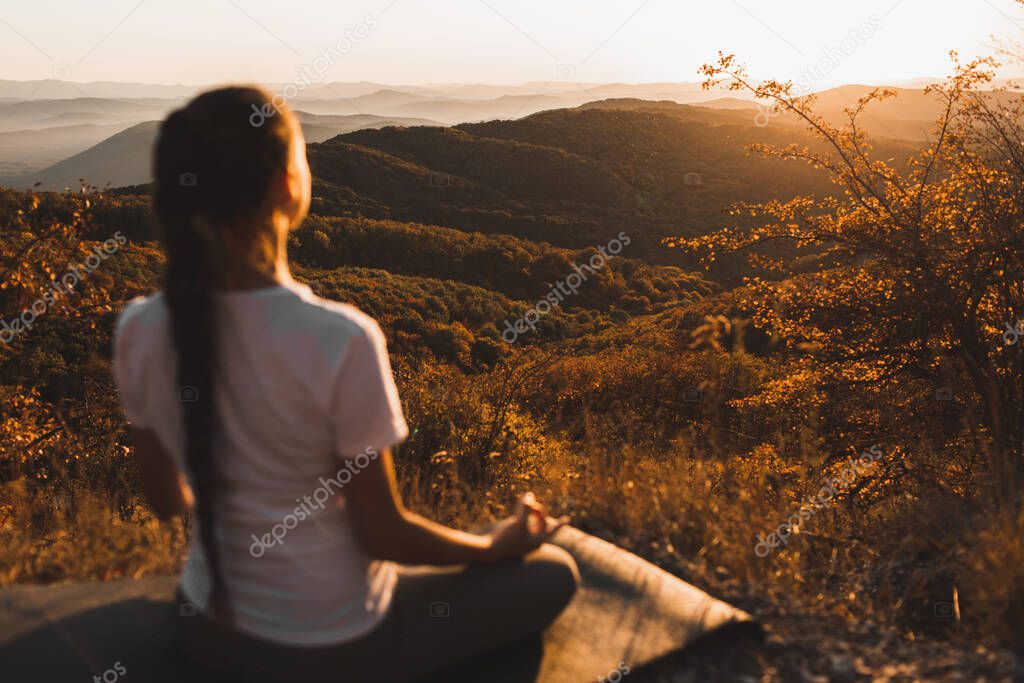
left=1, top=0, right=1021, bottom=87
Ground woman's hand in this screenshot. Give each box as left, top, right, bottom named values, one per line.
left=485, top=492, right=569, bottom=562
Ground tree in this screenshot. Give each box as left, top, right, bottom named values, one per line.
left=681, top=53, right=1024, bottom=495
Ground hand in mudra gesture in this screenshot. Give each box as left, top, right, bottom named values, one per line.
left=486, top=492, right=569, bottom=562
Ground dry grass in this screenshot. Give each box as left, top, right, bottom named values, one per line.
left=0, top=479, right=186, bottom=585
left=2, top=354, right=1022, bottom=671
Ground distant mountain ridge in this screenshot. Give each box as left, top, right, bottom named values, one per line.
left=6, top=121, right=159, bottom=190
left=0, top=78, right=719, bottom=102
left=0, top=123, right=126, bottom=178
left=0, top=82, right=983, bottom=190
left=0, top=112, right=445, bottom=190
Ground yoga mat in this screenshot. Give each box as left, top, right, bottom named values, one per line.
left=538, top=526, right=760, bottom=680
left=0, top=528, right=759, bottom=682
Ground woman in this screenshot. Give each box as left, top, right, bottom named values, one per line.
left=112, top=86, right=578, bottom=682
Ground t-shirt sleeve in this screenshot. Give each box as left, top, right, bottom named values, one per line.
left=111, top=300, right=151, bottom=428
left=327, top=320, right=409, bottom=458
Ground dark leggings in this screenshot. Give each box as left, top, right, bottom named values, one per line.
left=174, top=543, right=579, bottom=682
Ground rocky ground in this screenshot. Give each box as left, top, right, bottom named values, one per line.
left=755, top=604, right=1019, bottom=682
left=631, top=545, right=1023, bottom=682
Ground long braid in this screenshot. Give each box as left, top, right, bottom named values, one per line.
left=153, top=87, right=294, bottom=623
left=166, top=213, right=226, bottom=617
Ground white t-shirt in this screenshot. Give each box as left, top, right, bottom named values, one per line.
left=112, top=279, right=409, bottom=646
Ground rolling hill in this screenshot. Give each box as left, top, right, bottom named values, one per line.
left=5, top=121, right=160, bottom=190
left=307, top=102, right=841, bottom=250
left=0, top=123, right=126, bottom=177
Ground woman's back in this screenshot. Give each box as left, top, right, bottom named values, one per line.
left=114, top=280, right=407, bottom=644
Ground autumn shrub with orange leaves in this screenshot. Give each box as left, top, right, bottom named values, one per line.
left=0, top=188, right=178, bottom=583
left=678, top=52, right=1024, bottom=646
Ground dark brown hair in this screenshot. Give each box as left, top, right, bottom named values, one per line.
left=153, top=86, right=295, bottom=621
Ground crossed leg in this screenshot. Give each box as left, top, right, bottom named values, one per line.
left=175, top=543, right=579, bottom=683
left=354, top=543, right=579, bottom=682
